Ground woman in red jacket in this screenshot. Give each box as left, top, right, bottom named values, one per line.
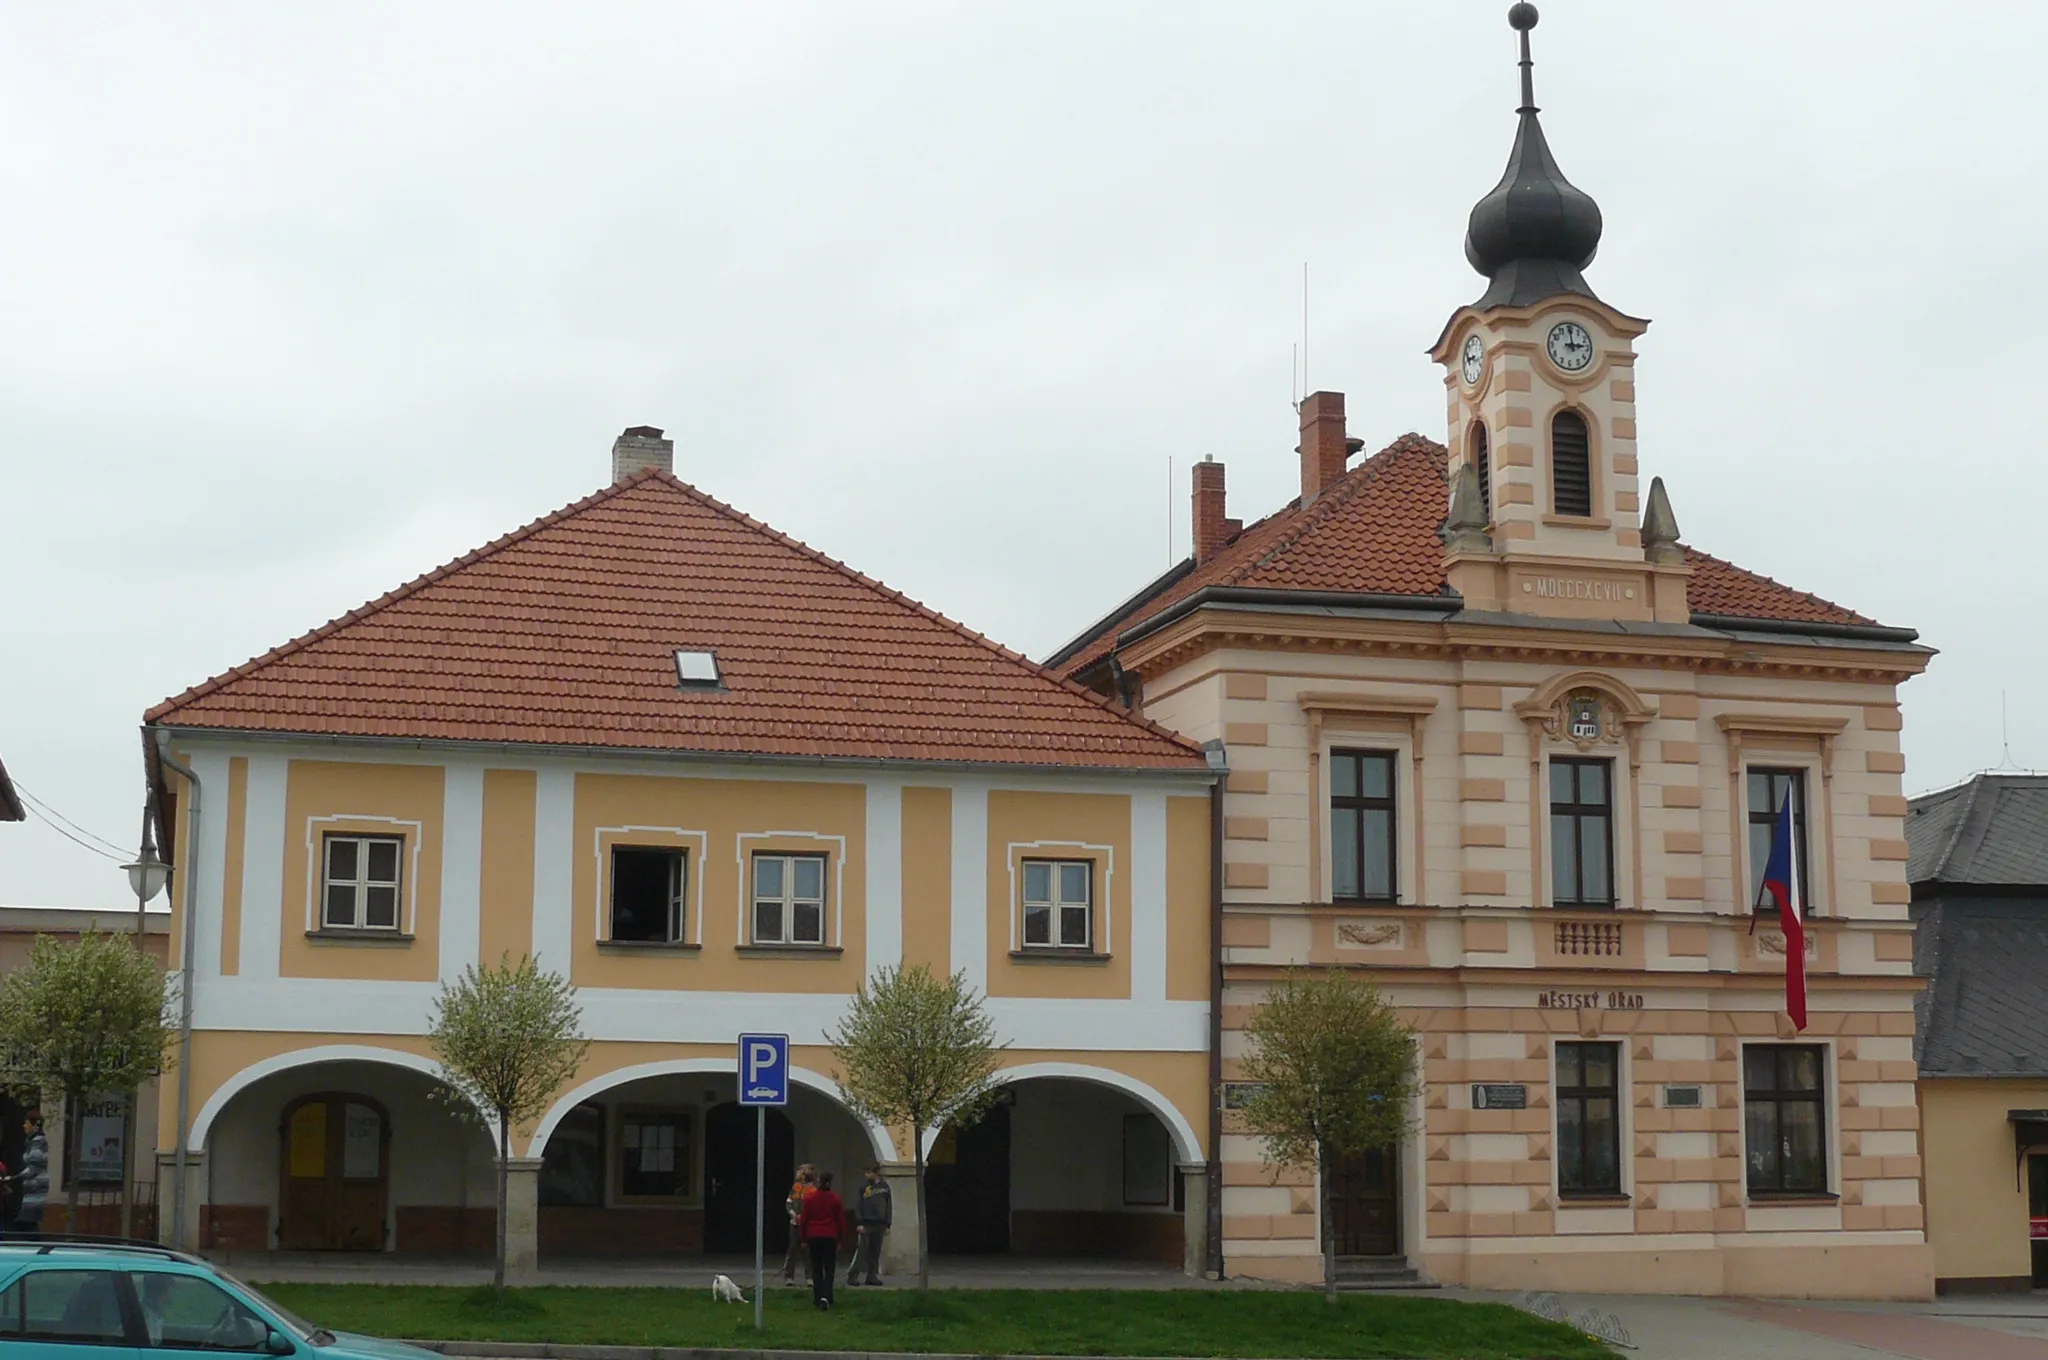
left=796, top=1171, right=845, bottom=1310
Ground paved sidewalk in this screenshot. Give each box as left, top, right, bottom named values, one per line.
left=1452, top=1289, right=2048, bottom=1359
left=224, top=1252, right=1236, bottom=1291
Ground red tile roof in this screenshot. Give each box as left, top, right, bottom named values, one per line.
left=1055, top=434, right=1879, bottom=676
left=0, top=755, right=22, bottom=823
left=148, top=471, right=1207, bottom=771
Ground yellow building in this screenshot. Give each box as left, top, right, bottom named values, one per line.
left=1909, top=774, right=2048, bottom=1293
left=143, top=427, right=1217, bottom=1271
left=1053, top=10, right=1934, bottom=1298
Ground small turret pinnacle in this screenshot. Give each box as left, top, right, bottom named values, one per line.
left=1440, top=461, right=1494, bottom=556
left=1641, top=476, right=1683, bottom=565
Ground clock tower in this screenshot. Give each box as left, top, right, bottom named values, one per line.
left=1429, top=3, right=1688, bottom=624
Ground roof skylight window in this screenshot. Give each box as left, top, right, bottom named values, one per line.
left=674, top=649, right=722, bottom=688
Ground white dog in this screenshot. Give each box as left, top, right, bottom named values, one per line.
left=711, top=1274, right=748, bottom=1304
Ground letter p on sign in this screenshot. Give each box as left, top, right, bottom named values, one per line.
left=738, top=1033, right=789, bottom=1106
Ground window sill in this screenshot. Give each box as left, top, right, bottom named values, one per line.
left=1009, top=948, right=1112, bottom=965
left=306, top=928, right=414, bottom=945
left=1746, top=1192, right=1839, bottom=1206
left=597, top=940, right=702, bottom=953
left=735, top=944, right=843, bottom=958
left=1541, top=513, right=1613, bottom=530
left=1556, top=1193, right=1632, bottom=1207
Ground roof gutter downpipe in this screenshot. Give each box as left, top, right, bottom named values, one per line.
left=1203, top=738, right=1228, bottom=1279
left=153, top=730, right=201, bottom=1251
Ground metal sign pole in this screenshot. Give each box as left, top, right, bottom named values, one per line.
left=739, top=1032, right=788, bottom=1330
left=754, top=1103, right=765, bottom=1330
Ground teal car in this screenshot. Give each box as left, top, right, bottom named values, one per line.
left=0, top=1237, right=432, bottom=1358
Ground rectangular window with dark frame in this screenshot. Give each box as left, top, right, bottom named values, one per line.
left=1744, top=1045, right=1827, bottom=1196
left=752, top=853, right=827, bottom=945
left=322, top=833, right=403, bottom=931
left=1549, top=758, right=1614, bottom=907
left=1556, top=1042, right=1621, bottom=1196
left=619, top=1108, right=692, bottom=1199
left=1331, top=749, right=1397, bottom=903
left=609, top=846, right=686, bottom=943
left=1022, top=859, right=1094, bottom=950
left=1746, top=768, right=1811, bottom=915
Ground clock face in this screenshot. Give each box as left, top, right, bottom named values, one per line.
left=1546, top=320, right=1595, bottom=372
left=1461, top=334, right=1485, bottom=386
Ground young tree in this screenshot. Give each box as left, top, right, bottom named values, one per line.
left=427, top=955, right=589, bottom=1288
left=1238, top=970, right=1419, bottom=1301
left=828, top=964, right=1005, bottom=1294
left=0, top=931, right=176, bottom=1236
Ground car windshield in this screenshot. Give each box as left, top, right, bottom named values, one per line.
left=210, top=1269, right=319, bottom=1341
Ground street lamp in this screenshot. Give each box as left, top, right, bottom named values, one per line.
left=123, top=823, right=169, bottom=907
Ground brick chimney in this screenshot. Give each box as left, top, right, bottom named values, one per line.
left=612, top=426, right=674, bottom=482
left=1297, top=391, right=1354, bottom=506
left=1192, top=457, right=1241, bottom=563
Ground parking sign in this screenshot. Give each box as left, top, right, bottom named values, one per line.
left=738, top=1033, right=789, bottom=1106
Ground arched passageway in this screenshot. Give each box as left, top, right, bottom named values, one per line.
left=195, top=1055, right=493, bottom=1252
left=925, top=1069, right=1195, bottom=1264
left=534, top=1064, right=879, bottom=1259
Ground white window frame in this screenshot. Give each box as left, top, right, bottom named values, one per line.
left=1738, top=755, right=1828, bottom=917
left=607, top=845, right=688, bottom=944
left=1021, top=858, right=1095, bottom=950
left=751, top=852, right=829, bottom=945
left=321, top=832, right=405, bottom=931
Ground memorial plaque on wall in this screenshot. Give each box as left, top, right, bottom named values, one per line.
left=1471, top=1083, right=1528, bottom=1110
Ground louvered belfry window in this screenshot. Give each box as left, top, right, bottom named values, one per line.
left=1470, top=422, right=1491, bottom=517
left=1551, top=410, right=1592, bottom=517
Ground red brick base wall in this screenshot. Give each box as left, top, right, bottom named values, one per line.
left=42, top=1204, right=160, bottom=1241
left=1010, top=1210, right=1182, bottom=1263
left=540, top=1206, right=703, bottom=1255
left=199, top=1205, right=269, bottom=1251
left=395, top=1206, right=495, bottom=1252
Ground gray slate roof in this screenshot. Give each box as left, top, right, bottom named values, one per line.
left=1913, top=897, right=2048, bottom=1076
left=1908, top=773, right=2048, bottom=887
left=1909, top=774, right=2048, bottom=1076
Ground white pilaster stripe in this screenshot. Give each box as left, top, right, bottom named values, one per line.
left=950, top=783, right=989, bottom=991
left=188, top=752, right=233, bottom=981
left=864, top=780, right=903, bottom=976
left=237, top=755, right=288, bottom=983
left=1131, top=789, right=1168, bottom=1004
left=437, top=766, right=484, bottom=981
left=531, top=768, right=576, bottom=973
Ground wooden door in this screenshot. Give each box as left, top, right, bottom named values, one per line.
left=1329, top=1146, right=1398, bottom=1256
left=278, top=1094, right=389, bottom=1251
left=926, top=1103, right=1010, bottom=1253
left=703, top=1103, right=793, bottom=1254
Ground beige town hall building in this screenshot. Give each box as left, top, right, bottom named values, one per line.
left=1054, top=7, right=1934, bottom=1298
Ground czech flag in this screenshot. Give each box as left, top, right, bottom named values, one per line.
left=1757, top=793, right=1807, bottom=1030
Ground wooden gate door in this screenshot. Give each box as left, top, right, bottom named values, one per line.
left=278, top=1094, right=389, bottom=1251
left=1329, top=1146, right=1398, bottom=1256
left=926, top=1103, right=1011, bottom=1253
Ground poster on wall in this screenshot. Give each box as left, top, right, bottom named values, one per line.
left=66, top=1095, right=127, bottom=1186
left=288, top=1103, right=327, bottom=1179
left=342, top=1104, right=380, bottom=1180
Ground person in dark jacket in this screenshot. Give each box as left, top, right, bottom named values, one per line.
left=847, top=1162, right=892, bottom=1285
left=10, top=1111, right=46, bottom=1234
left=796, top=1170, right=845, bottom=1310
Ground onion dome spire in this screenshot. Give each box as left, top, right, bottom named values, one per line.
left=1464, top=4, right=1605, bottom=308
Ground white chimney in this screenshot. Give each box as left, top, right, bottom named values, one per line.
left=612, top=426, right=674, bottom=482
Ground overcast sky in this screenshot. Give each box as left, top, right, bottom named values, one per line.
left=1, top=2, right=2038, bottom=908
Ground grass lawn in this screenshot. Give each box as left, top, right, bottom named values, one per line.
left=254, top=1283, right=1612, bottom=1360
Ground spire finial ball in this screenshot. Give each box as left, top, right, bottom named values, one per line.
left=1508, top=3, right=1539, bottom=31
